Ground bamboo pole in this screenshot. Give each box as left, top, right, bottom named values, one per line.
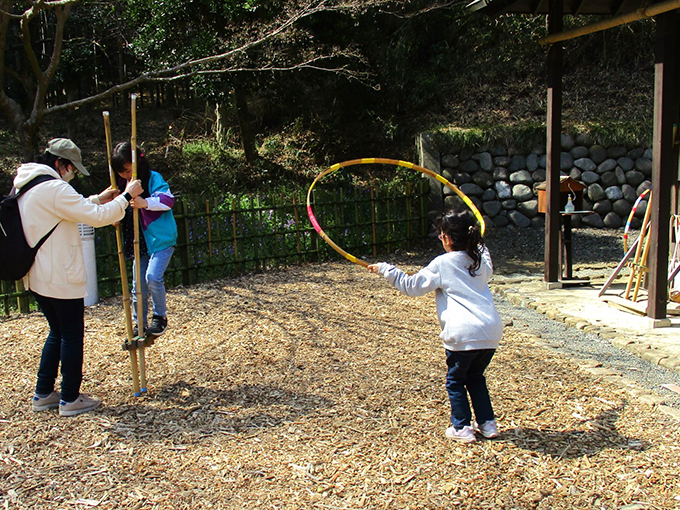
left=633, top=227, right=653, bottom=302
left=370, top=186, right=377, bottom=258
left=206, top=200, right=214, bottom=280
left=292, top=196, right=302, bottom=256
left=130, top=94, right=148, bottom=394
left=232, top=199, right=239, bottom=274
left=103, top=111, right=141, bottom=397
left=539, top=0, right=680, bottom=45
left=625, top=194, right=653, bottom=300
left=406, top=182, right=413, bottom=243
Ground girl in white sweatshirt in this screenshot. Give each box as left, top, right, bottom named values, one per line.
left=367, top=209, right=503, bottom=443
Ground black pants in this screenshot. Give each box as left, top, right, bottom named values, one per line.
left=445, top=349, right=496, bottom=429
left=32, top=292, right=84, bottom=403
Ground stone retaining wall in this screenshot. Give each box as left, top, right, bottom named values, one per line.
left=417, top=132, right=652, bottom=229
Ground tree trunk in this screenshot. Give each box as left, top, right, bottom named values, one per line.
left=232, top=86, right=258, bottom=163
left=18, top=123, right=39, bottom=162
left=214, top=101, right=229, bottom=148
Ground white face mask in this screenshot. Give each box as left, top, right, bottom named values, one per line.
left=61, top=167, right=76, bottom=183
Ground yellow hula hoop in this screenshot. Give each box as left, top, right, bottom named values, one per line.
left=306, top=158, right=486, bottom=268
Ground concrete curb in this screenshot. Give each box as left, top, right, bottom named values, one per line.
left=491, top=281, right=680, bottom=422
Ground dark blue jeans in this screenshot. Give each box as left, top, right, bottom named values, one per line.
left=32, top=292, right=85, bottom=403
left=445, top=349, right=496, bottom=430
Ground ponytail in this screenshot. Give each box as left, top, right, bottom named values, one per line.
left=436, top=209, right=485, bottom=276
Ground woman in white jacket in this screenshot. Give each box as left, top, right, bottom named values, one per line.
left=14, top=138, right=142, bottom=417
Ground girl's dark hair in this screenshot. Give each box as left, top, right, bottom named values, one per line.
left=37, top=152, right=71, bottom=171
left=111, top=142, right=151, bottom=198
left=436, top=209, right=485, bottom=276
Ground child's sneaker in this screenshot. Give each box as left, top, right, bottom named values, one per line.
left=32, top=391, right=61, bottom=411
left=474, top=420, right=500, bottom=439
left=445, top=425, right=477, bottom=443
left=59, top=394, right=101, bottom=417
left=146, top=315, right=167, bottom=336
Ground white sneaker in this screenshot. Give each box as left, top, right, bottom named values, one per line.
left=59, top=394, right=101, bottom=417
left=32, top=391, right=61, bottom=411
left=445, top=425, right=477, bottom=443
left=474, top=420, right=499, bottom=439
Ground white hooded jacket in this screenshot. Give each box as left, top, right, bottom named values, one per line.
left=376, top=248, right=503, bottom=351
left=14, top=163, right=130, bottom=299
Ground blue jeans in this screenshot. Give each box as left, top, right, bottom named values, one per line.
left=445, top=349, right=496, bottom=430
left=32, top=292, right=85, bottom=403
left=132, top=246, right=174, bottom=326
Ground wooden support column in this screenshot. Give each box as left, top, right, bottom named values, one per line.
left=648, top=11, right=680, bottom=319
left=544, top=0, right=563, bottom=284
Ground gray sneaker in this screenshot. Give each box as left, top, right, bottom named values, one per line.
left=445, top=425, right=477, bottom=443
left=59, top=394, right=101, bottom=417
left=32, top=391, right=61, bottom=411
left=473, top=420, right=500, bottom=439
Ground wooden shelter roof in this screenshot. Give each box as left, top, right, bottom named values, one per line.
left=467, top=0, right=660, bottom=16
left=464, top=0, right=680, bottom=321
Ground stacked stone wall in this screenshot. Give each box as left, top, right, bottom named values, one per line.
left=420, top=133, right=652, bottom=230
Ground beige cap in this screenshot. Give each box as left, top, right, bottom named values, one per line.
left=45, top=138, right=90, bottom=176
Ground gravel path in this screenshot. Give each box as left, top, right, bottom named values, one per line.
left=495, top=295, right=680, bottom=409
left=484, top=225, right=680, bottom=410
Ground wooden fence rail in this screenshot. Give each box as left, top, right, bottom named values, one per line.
left=0, top=182, right=430, bottom=316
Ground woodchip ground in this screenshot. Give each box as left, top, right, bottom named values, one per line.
left=1, top=236, right=679, bottom=509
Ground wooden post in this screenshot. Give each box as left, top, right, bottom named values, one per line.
left=648, top=11, right=680, bottom=319
left=232, top=199, right=240, bottom=274
left=292, top=196, right=302, bottom=257
left=370, top=186, right=377, bottom=258
left=178, top=201, right=191, bottom=286
left=206, top=200, right=214, bottom=280
left=310, top=191, right=318, bottom=263
left=544, top=0, right=564, bottom=285
left=16, top=280, right=29, bottom=314
left=406, top=183, right=413, bottom=244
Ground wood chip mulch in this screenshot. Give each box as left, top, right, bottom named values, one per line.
left=1, top=260, right=679, bottom=509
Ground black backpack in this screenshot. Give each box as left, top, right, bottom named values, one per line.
left=0, top=175, right=58, bottom=282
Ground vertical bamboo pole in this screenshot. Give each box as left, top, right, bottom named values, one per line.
left=206, top=200, right=214, bottom=280
left=16, top=280, right=29, bottom=313
left=370, top=186, right=377, bottom=258
left=272, top=195, right=280, bottom=268
left=354, top=188, right=360, bottom=254
left=633, top=229, right=653, bottom=301
left=130, top=94, right=148, bottom=394
left=292, top=196, right=302, bottom=258
left=406, top=183, right=413, bottom=245
left=386, top=195, right=391, bottom=255
left=103, top=111, right=141, bottom=397
left=232, top=199, right=239, bottom=275
left=625, top=195, right=653, bottom=300
left=179, top=202, right=191, bottom=286
left=213, top=198, right=224, bottom=277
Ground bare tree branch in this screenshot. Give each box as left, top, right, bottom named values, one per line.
left=45, top=0, right=360, bottom=114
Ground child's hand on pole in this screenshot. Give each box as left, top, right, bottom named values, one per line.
left=97, top=187, right=121, bottom=204
left=125, top=179, right=143, bottom=198
left=367, top=264, right=382, bottom=274
left=130, top=196, right=148, bottom=209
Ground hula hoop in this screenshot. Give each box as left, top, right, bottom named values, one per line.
left=623, top=189, right=650, bottom=253
left=306, top=158, right=486, bottom=268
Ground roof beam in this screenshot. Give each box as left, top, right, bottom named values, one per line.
left=539, top=0, right=680, bottom=44
left=573, top=0, right=586, bottom=15
left=611, top=0, right=626, bottom=15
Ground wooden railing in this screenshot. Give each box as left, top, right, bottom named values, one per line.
left=0, top=182, right=430, bottom=315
